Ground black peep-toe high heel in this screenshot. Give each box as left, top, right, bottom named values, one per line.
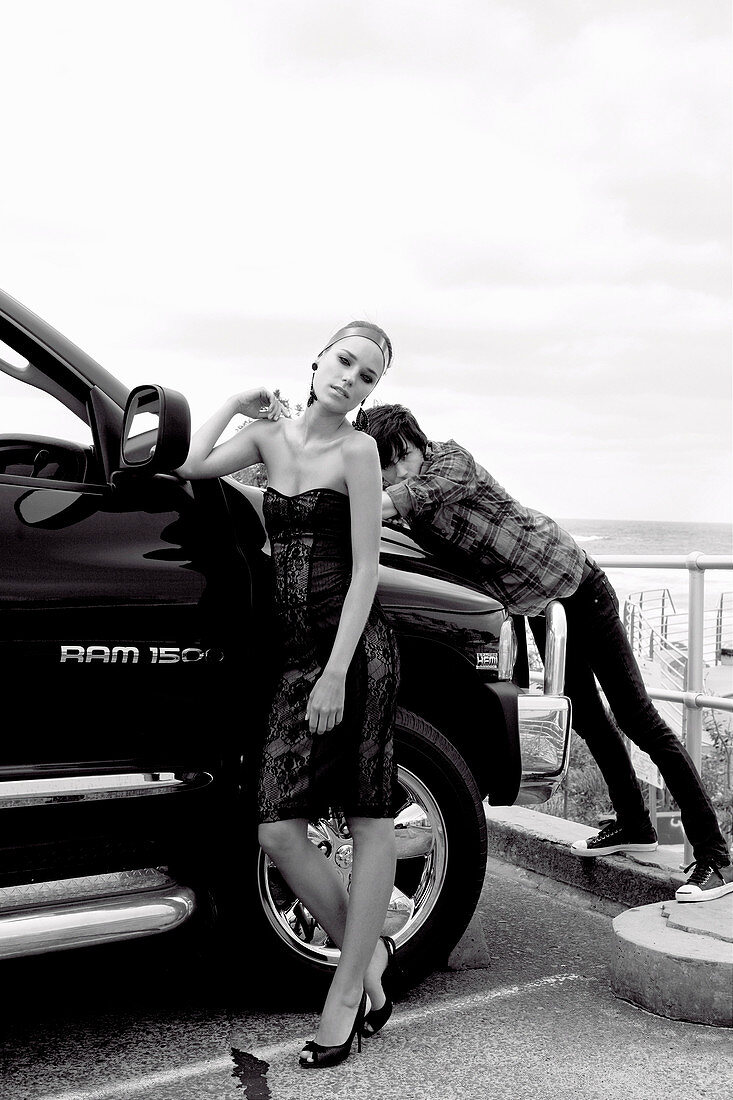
left=299, top=990, right=367, bottom=1069
left=362, top=935, right=397, bottom=1038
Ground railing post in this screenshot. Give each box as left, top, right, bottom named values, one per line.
left=683, top=554, right=706, bottom=866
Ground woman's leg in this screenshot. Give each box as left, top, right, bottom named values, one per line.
left=258, top=819, right=350, bottom=942
left=258, top=817, right=395, bottom=1026
left=315, top=815, right=396, bottom=1046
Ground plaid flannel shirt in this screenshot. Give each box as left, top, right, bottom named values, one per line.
left=385, top=439, right=585, bottom=616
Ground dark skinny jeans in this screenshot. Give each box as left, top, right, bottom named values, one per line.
left=528, top=560, right=730, bottom=868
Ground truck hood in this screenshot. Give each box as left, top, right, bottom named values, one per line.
left=224, top=478, right=503, bottom=617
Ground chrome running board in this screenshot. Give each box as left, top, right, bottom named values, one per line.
left=0, top=770, right=211, bottom=809
left=0, top=868, right=196, bottom=959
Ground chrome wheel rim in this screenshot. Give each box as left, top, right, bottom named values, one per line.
left=257, top=764, right=448, bottom=967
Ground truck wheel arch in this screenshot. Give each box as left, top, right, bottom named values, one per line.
left=394, top=634, right=521, bottom=805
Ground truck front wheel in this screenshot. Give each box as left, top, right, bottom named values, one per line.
left=254, top=707, right=487, bottom=986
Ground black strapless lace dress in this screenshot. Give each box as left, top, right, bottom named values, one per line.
left=257, top=487, right=399, bottom=823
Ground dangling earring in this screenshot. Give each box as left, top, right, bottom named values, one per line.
left=354, top=402, right=368, bottom=432
left=307, top=362, right=318, bottom=407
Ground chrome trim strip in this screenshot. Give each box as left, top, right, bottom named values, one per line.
left=0, top=885, right=196, bottom=959
left=544, top=600, right=567, bottom=695
left=498, top=616, right=517, bottom=681
left=0, top=771, right=210, bottom=809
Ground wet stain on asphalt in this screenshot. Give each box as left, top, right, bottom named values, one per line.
left=231, top=1048, right=271, bottom=1097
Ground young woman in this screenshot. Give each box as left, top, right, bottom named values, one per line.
left=176, top=322, right=399, bottom=1068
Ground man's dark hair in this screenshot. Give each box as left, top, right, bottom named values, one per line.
left=365, top=404, right=428, bottom=468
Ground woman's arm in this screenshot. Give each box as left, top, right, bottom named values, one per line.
left=175, top=389, right=281, bottom=480
left=306, top=432, right=383, bottom=735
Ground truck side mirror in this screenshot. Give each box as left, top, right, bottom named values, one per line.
left=119, top=385, right=190, bottom=474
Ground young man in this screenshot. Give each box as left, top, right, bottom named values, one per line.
left=366, top=403, right=733, bottom=903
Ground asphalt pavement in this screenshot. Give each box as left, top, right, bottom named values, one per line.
left=1, top=859, right=731, bottom=1100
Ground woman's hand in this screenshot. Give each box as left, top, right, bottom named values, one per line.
left=306, top=667, right=346, bottom=735
left=233, top=388, right=283, bottom=420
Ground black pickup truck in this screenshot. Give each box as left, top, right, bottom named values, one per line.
left=0, top=289, right=572, bottom=983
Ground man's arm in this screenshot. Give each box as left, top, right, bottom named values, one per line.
left=384, top=442, right=478, bottom=522
left=382, top=491, right=398, bottom=520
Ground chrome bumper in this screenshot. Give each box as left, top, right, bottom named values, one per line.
left=515, top=693, right=572, bottom=805
left=0, top=868, right=196, bottom=959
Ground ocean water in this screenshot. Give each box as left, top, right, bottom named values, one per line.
left=557, top=518, right=733, bottom=612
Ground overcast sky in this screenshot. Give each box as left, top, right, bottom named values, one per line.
left=1, top=0, right=730, bottom=523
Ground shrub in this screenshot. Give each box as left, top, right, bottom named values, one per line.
left=535, top=720, right=732, bottom=848
left=534, top=735, right=613, bottom=826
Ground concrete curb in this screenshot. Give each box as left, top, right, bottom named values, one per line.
left=484, top=804, right=685, bottom=909
left=483, top=804, right=733, bottom=1027
left=611, top=900, right=733, bottom=1027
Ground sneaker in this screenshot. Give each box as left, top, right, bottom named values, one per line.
left=571, top=820, right=658, bottom=858
left=675, top=862, right=733, bottom=903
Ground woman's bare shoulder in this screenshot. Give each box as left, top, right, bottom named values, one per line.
left=341, top=429, right=378, bottom=459
left=245, top=415, right=287, bottom=446
left=238, top=415, right=287, bottom=466
left=246, top=415, right=285, bottom=436
left=341, top=431, right=380, bottom=493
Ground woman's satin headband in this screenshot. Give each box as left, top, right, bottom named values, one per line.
left=321, top=325, right=391, bottom=370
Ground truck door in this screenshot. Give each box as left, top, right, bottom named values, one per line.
left=0, top=321, right=254, bottom=875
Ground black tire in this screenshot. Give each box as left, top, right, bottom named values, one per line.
left=242, top=706, right=487, bottom=993
left=390, top=707, right=487, bottom=982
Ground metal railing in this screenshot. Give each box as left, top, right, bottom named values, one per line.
left=624, top=587, right=732, bottom=667
left=622, top=586, right=733, bottom=738
left=623, top=589, right=686, bottom=736
left=595, top=553, right=733, bottom=864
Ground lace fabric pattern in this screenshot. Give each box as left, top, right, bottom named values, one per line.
left=257, top=488, right=400, bottom=823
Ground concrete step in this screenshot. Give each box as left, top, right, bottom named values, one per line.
left=484, top=804, right=685, bottom=908
left=484, top=804, right=733, bottom=1026
left=611, top=897, right=733, bottom=1026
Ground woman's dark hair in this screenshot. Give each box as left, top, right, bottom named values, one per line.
left=364, top=404, right=428, bottom=468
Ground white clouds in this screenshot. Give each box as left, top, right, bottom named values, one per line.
left=0, top=0, right=729, bottom=521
